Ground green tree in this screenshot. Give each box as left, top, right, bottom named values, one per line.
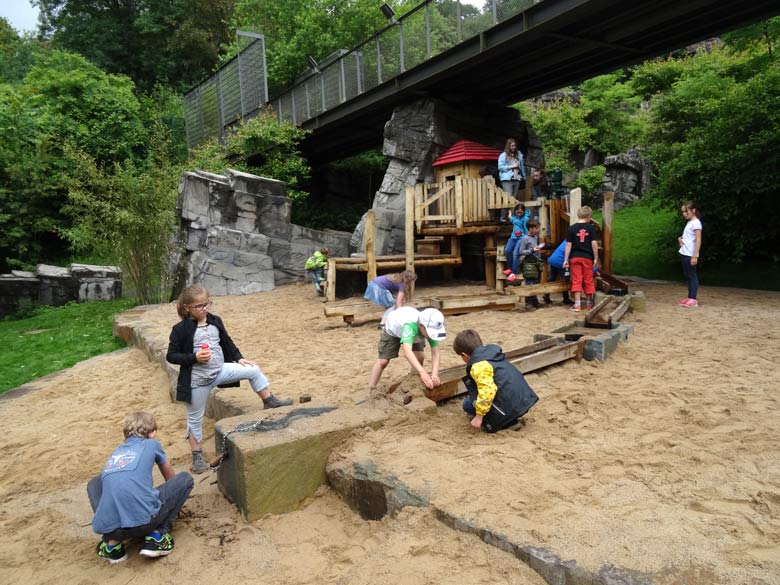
left=635, top=42, right=780, bottom=261
left=232, top=0, right=389, bottom=94
left=62, top=132, right=179, bottom=303
left=190, top=106, right=311, bottom=202
left=35, top=0, right=234, bottom=90
left=0, top=50, right=153, bottom=270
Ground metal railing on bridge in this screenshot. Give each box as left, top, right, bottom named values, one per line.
left=183, top=31, right=268, bottom=150
left=274, top=0, right=537, bottom=126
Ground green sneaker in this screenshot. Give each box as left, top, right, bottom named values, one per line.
left=139, top=532, right=174, bottom=558
left=96, top=541, right=127, bottom=564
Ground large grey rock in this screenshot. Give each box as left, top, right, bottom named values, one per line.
left=173, top=169, right=351, bottom=298
left=602, top=151, right=653, bottom=209
left=0, top=263, right=122, bottom=317
left=215, top=405, right=387, bottom=521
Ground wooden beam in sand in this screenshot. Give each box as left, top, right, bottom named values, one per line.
left=602, top=191, right=614, bottom=275
left=365, top=210, right=377, bottom=283
left=505, top=281, right=570, bottom=298
left=416, top=337, right=584, bottom=403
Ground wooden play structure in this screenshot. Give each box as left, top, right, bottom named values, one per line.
left=323, top=151, right=618, bottom=318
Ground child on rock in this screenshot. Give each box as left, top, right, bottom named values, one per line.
left=166, top=284, right=292, bottom=474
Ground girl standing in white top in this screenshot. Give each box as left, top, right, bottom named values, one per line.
left=677, top=201, right=702, bottom=307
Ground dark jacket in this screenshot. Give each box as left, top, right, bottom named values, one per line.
left=166, top=313, right=243, bottom=404
left=463, top=344, right=539, bottom=433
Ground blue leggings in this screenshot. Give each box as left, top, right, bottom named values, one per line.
left=680, top=255, right=699, bottom=299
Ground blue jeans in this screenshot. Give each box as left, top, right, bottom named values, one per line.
left=680, top=255, right=699, bottom=299
left=462, top=395, right=477, bottom=416
left=186, top=362, right=269, bottom=443
left=307, top=268, right=324, bottom=292
left=87, top=472, right=193, bottom=540
left=504, top=239, right=521, bottom=274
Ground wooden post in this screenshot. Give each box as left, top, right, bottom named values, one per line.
left=569, top=188, right=582, bottom=225
left=326, top=258, right=337, bottom=302
left=602, top=191, right=614, bottom=275
left=484, top=233, right=496, bottom=289
left=365, top=210, right=377, bottom=282
left=405, top=186, right=415, bottom=274
left=454, top=177, right=464, bottom=230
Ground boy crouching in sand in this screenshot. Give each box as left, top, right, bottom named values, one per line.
left=87, top=412, right=193, bottom=563
left=453, top=330, right=539, bottom=433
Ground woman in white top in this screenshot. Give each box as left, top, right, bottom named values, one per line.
left=677, top=201, right=703, bottom=307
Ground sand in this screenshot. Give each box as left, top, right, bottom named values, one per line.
left=0, top=281, right=778, bottom=584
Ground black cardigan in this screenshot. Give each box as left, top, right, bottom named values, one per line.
left=166, top=313, right=243, bottom=404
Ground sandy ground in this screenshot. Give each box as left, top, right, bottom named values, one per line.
left=1, top=281, right=779, bottom=584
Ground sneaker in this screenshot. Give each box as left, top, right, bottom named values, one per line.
left=543, top=296, right=552, bottom=305
left=586, top=303, right=594, bottom=311
left=570, top=305, right=582, bottom=312
left=682, top=298, right=699, bottom=307
left=139, top=532, right=174, bottom=558
left=191, top=450, right=208, bottom=474
left=676, top=298, right=690, bottom=305
left=263, top=394, right=293, bottom=409
left=507, top=273, right=517, bottom=282
left=502, top=268, right=512, bottom=275
left=96, top=541, right=127, bottom=564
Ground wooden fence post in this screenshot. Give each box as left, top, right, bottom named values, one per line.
left=326, top=258, right=337, bottom=302
left=365, top=210, right=377, bottom=283
left=405, top=186, right=415, bottom=274
left=569, top=188, right=582, bottom=225
left=602, top=191, right=614, bottom=274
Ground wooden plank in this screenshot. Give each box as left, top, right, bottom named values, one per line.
left=455, top=177, right=464, bottom=229
left=421, top=339, right=582, bottom=402
left=584, top=295, right=614, bottom=327
left=602, top=191, right=614, bottom=274
left=569, top=188, right=581, bottom=225
left=406, top=186, right=415, bottom=274
left=506, top=281, right=569, bottom=297
left=326, top=258, right=337, bottom=302
left=419, top=226, right=501, bottom=236
left=607, top=297, right=631, bottom=325
left=366, top=210, right=377, bottom=283
left=484, top=233, right=496, bottom=289
left=324, top=297, right=434, bottom=318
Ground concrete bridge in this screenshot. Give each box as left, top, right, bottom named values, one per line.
left=263, top=0, right=778, bottom=164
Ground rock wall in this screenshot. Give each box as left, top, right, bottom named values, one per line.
left=353, top=98, right=543, bottom=255
left=601, top=150, right=653, bottom=208
left=0, top=264, right=122, bottom=318
left=173, top=169, right=352, bottom=297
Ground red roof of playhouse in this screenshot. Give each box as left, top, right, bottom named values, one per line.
left=432, top=140, right=502, bottom=167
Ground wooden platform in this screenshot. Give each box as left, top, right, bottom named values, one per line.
left=324, top=291, right=519, bottom=325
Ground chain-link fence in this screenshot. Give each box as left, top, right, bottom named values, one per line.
left=274, top=0, right=538, bottom=125
left=183, top=31, right=268, bottom=150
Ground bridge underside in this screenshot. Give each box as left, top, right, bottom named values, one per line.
left=300, top=0, right=780, bottom=165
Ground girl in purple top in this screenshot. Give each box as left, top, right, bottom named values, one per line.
left=364, top=270, right=417, bottom=326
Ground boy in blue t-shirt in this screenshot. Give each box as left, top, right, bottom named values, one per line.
left=87, top=412, right=193, bottom=563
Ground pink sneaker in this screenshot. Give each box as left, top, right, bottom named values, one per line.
left=682, top=298, right=699, bottom=307
left=676, top=298, right=690, bottom=305
left=507, top=273, right=517, bottom=282
left=502, top=268, right=513, bottom=275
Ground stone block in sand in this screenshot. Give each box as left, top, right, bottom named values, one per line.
left=215, top=403, right=387, bottom=521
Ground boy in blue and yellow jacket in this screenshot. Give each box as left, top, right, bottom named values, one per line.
left=453, top=329, right=538, bottom=433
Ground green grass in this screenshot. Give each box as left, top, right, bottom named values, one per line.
left=597, top=201, right=780, bottom=290
left=0, top=298, right=137, bottom=394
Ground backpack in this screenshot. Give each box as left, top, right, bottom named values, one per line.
left=520, top=256, right=541, bottom=280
